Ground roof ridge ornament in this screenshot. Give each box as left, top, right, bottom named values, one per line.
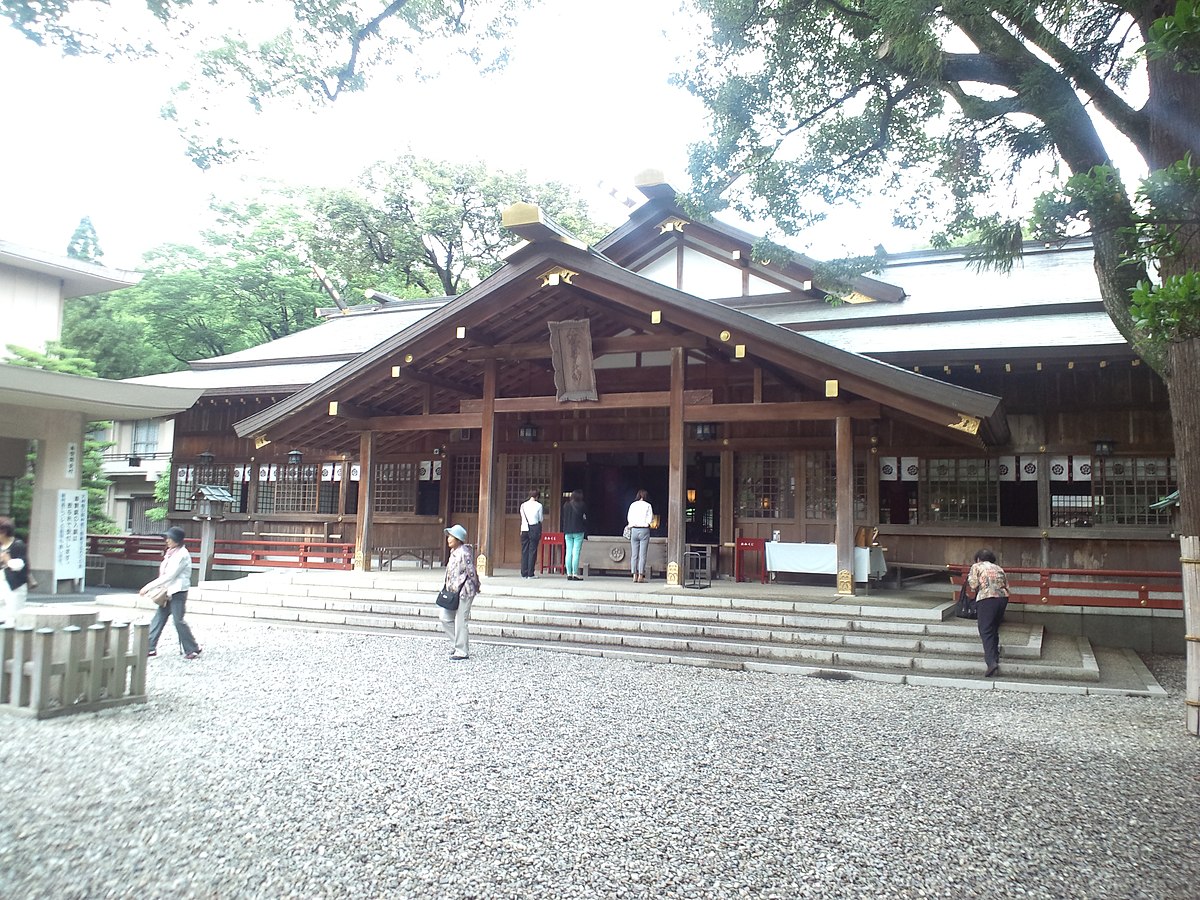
left=501, top=202, right=588, bottom=248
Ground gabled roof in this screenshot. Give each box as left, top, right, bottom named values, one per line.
left=595, top=176, right=905, bottom=304
left=0, top=239, right=140, bottom=298
left=233, top=218, right=1009, bottom=453
left=126, top=300, right=449, bottom=395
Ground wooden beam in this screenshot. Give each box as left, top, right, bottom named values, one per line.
left=395, top=368, right=479, bottom=397
left=459, top=390, right=714, bottom=414
left=683, top=400, right=880, bottom=423
left=347, top=412, right=483, bottom=432
left=462, top=332, right=709, bottom=362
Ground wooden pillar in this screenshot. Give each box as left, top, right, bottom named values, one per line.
left=720, top=447, right=734, bottom=575
left=835, top=416, right=855, bottom=595
left=352, top=431, right=376, bottom=571
left=476, top=359, right=498, bottom=576
left=667, top=347, right=686, bottom=585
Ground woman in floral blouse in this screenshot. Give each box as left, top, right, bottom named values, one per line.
left=440, top=524, right=481, bottom=661
left=967, top=548, right=1009, bottom=678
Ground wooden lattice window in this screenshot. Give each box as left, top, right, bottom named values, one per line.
left=921, top=458, right=998, bottom=524
left=505, top=454, right=552, bottom=514
left=452, top=455, right=481, bottom=514
left=374, top=462, right=418, bottom=513
left=735, top=452, right=795, bottom=519
left=804, top=452, right=869, bottom=520
left=273, top=464, right=320, bottom=513
left=1095, top=457, right=1176, bottom=526
left=0, top=476, right=11, bottom=516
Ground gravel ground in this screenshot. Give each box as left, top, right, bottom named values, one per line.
left=0, top=622, right=1197, bottom=900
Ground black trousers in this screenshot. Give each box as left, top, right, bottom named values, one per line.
left=976, top=596, right=1008, bottom=669
left=520, top=525, right=541, bottom=577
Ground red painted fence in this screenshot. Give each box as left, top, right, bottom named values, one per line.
left=88, top=535, right=355, bottom=571
left=948, top=564, right=1183, bottom=610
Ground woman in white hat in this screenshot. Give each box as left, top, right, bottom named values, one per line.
left=441, top=524, right=481, bottom=660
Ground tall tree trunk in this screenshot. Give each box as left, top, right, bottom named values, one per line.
left=1146, top=41, right=1200, bottom=734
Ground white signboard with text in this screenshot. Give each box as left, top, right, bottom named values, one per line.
left=55, top=489, right=88, bottom=584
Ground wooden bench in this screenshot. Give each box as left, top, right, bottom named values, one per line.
left=377, top=546, right=443, bottom=570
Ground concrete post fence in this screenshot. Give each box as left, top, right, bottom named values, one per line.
left=0, top=621, right=149, bottom=719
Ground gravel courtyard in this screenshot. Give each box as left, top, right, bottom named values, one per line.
left=0, top=622, right=1197, bottom=899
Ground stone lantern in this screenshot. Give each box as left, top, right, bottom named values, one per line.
left=190, top=484, right=233, bottom=582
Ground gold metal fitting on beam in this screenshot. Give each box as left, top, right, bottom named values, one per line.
left=948, top=413, right=981, bottom=436
left=391, top=366, right=401, bottom=378
left=328, top=401, right=339, bottom=416
left=734, top=344, right=746, bottom=359
left=825, top=379, right=839, bottom=398
left=719, top=330, right=732, bottom=342
left=650, top=310, right=662, bottom=325
left=456, top=326, right=467, bottom=339
left=539, top=267, right=578, bottom=287
left=657, top=217, right=688, bottom=233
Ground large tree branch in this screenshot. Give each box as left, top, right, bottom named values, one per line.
left=995, top=8, right=1149, bottom=153
left=325, top=0, right=413, bottom=101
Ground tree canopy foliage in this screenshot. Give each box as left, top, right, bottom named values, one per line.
left=310, top=155, right=608, bottom=297
left=59, top=157, right=604, bottom=377
left=1, top=0, right=533, bottom=167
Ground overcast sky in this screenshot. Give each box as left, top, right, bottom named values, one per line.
left=0, top=3, right=922, bottom=270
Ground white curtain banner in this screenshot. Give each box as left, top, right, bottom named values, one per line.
left=1049, top=457, right=1070, bottom=481
left=1071, top=456, right=1092, bottom=482
left=879, top=456, right=898, bottom=482
left=1019, top=457, right=1039, bottom=481
left=900, top=457, right=919, bottom=481
left=998, top=456, right=1017, bottom=482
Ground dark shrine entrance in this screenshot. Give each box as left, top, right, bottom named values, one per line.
left=560, top=451, right=721, bottom=543
left=562, top=452, right=668, bottom=537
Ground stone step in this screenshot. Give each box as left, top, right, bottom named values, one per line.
left=183, top=583, right=1045, bottom=661
left=91, top=574, right=1164, bottom=696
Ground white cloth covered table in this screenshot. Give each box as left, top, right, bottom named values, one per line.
left=763, top=542, right=886, bottom=583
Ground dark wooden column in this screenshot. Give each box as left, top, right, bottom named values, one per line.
left=720, top=447, right=735, bottom=576
left=476, top=359, right=498, bottom=576
left=835, top=416, right=855, bottom=595
left=667, top=347, right=686, bottom=584
left=353, top=431, right=376, bottom=572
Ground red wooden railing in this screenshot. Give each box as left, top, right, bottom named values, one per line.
left=948, top=564, right=1183, bottom=610
left=87, top=535, right=354, bottom=571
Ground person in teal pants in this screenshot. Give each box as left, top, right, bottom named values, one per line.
left=560, top=490, right=588, bottom=581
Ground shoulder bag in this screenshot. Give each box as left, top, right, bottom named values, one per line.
left=954, top=580, right=978, bottom=619
left=147, top=585, right=171, bottom=607
left=436, top=586, right=461, bottom=610
left=622, top=524, right=632, bottom=540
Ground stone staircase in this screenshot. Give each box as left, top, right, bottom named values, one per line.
left=94, top=570, right=1166, bottom=697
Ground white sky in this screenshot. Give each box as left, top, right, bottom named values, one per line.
left=0, top=3, right=932, bottom=270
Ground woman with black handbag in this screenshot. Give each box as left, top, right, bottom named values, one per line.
left=967, top=548, right=1010, bottom=678
left=439, top=524, right=480, bottom=661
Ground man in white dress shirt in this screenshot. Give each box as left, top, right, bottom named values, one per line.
left=519, top=489, right=544, bottom=578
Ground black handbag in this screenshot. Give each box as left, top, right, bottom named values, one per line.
left=436, top=586, right=461, bottom=610
left=955, top=580, right=978, bottom=619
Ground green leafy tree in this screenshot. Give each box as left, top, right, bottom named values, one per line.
left=66, top=215, right=103, bottom=262
left=63, top=192, right=328, bottom=372
left=2, top=0, right=533, bottom=168
left=310, top=156, right=608, bottom=297
left=4, top=343, right=120, bottom=534
left=145, top=468, right=171, bottom=524
left=681, top=0, right=1200, bottom=732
